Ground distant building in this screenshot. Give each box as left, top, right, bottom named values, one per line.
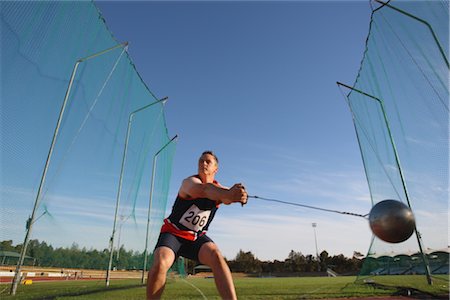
left=193, top=264, right=212, bottom=275
left=360, top=247, right=449, bottom=276
left=0, top=251, right=35, bottom=266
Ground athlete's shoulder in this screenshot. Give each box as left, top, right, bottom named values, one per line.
left=182, top=175, right=202, bottom=187
left=179, top=175, right=201, bottom=199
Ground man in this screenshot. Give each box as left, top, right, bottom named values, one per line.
left=147, top=151, right=248, bottom=300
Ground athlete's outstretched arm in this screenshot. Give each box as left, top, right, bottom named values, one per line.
left=179, top=176, right=247, bottom=205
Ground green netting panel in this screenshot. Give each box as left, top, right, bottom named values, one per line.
left=170, top=257, right=187, bottom=278
left=117, top=125, right=178, bottom=271
left=1, top=0, right=175, bottom=288
left=343, top=0, right=448, bottom=285
left=147, top=138, right=177, bottom=252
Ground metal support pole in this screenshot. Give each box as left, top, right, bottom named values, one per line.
left=337, top=81, right=433, bottom=285
left=105, top=97, right=168, bottom=287
left=141, top=135, right=178, bottom=284
left=10, top=42, right=128, bottom=296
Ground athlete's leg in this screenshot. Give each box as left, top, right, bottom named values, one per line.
left=198, top=242, right=237, bottom=300
left=147, top=246, right=175, bottom=300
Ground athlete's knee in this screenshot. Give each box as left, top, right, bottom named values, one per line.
left=209, top=247, right=224, bottom=263
left=151, top=247, right=175, bottom=273
left=200, top=243, right=225, bottom=268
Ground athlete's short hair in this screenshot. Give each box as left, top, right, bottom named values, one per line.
left=201, top=150, right=219, bottom=164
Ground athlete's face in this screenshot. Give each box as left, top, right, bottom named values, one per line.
left=198, top=153, right=218, bottom=177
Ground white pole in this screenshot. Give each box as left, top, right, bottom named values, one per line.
left=141, top=135, right=178, bottom=284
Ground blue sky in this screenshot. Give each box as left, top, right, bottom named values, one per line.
left=92, top=0, right=374, bottom=261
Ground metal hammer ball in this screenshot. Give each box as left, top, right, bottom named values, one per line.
left=369, top=199, right=415, bottom=243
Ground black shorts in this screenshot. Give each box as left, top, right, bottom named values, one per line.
left=155, top=232, right=214, bottom=262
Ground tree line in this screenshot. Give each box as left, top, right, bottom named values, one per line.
left=1, top=240, right=363, bottom=275
left=1, top=240, right=144, bottom=270
left=225, top=249, right=363, bottom=275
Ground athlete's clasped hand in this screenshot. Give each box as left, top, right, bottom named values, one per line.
left=230, top=183, right=248, bottom=205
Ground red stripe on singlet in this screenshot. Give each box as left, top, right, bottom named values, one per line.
left=161, top=219, right=199, bottom=241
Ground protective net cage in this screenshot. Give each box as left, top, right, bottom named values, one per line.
left=340, top=0, right=448, bottom=289
left=1, top=0, right=177, bottom=292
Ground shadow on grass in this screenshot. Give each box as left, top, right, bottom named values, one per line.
left=35, top=283, right=145, bottom=300
left=361, top=281, right=449, bottom=299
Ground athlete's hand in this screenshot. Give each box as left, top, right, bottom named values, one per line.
left=230, top=183, right=247, bottom=206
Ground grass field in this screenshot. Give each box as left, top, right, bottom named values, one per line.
left=1, top=275, right=448, bottom=299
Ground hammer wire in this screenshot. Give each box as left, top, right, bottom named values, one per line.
left=248, top=195, right=369, bottom=219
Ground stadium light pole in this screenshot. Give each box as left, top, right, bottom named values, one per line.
left=106, top=96, right=168, bottom=287
left=312, top=223, right=319, bottom=259
left=9, top=42, right=128, bottom=296
left=337, top=81, right=433, bottom=285
left=141, top=135, right=178, bottom=284
left=312, top=223, right=320, bottom=271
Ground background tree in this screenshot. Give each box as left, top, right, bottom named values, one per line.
left=230, top=250, right=262, bottom=273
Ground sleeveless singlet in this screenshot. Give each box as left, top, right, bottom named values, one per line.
left=160, top=177, right=220, bottom=241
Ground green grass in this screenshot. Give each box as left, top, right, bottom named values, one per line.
left=1, top=275, right=448, bottom=299
left=0, top=279, right=142, bottom=300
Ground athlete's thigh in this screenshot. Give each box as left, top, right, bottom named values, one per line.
left=153, top=233, right=180, bottom=266
left=179, top=234, right=214, bottom=262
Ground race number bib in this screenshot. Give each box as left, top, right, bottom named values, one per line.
left=179, top=205, right=211, bottom=232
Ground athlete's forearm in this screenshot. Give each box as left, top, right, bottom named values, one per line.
left=196, top=183, right=235, bottom=204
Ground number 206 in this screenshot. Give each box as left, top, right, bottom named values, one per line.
left=184, top=211, right=207, bottom=227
